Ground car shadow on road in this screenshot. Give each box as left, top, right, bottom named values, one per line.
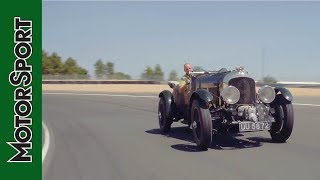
left=247, top=136, right=274, bottom=143
left=146, top=126, right=193, bottom=142
left=146, top=127, right=264, bottom=152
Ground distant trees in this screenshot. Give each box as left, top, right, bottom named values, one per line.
left=42, top=51, right=190, bottom=82
left=110, top=72, right=131, bottom=80
left=141, top=64, right=164, bottom=81
left=154, top=64, right=164, bottom=81
left=42, top=50, right=89, bottom=79
left=141, top=66, right=154, bottom=80
left=106, top=62, right=114, bottom=76
left=94, top=59, right=106, bottom=79
left=93, top=60, right=131, bottom=80
left=262, top=75, right=277, bottom=83
left=168, top=70, right=179, bottom=81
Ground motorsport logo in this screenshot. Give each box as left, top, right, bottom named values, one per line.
left=7, top=17, right=33, bottom=162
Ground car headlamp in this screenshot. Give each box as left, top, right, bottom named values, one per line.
left=221, top=86, right=240, bottom=104
left=258, top=85, right=275, bottom=103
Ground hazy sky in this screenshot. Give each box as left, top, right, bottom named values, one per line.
left=43, top=1, right=320, bottom=81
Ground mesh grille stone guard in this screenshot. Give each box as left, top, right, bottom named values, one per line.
left=228, top=77, right=256, bottom=104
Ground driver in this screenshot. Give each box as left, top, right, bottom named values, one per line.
left=179, top=63, right=192, bottom=94
left=178, top=63, right=192, bottom=124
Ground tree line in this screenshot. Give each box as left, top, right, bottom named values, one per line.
left=42, top=50, right=179, bottom=81
left=42, top=50, right=276, bottom=82
left=42, top=50, right=89, bottom=79
left=94, top=59, right=131, bottom=80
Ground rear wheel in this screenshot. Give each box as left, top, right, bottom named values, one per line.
left=158, top=97, right=173, bottom=133
left=191, top=99, right=212, bottom=150
left=270, top=95, right=294, bottom=143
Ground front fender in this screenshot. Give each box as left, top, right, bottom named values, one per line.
left=190, top=89, right=213, bottom=108
left=274, top=87, right=293, bottom=102
left=159, top=90, right=173, bottom=117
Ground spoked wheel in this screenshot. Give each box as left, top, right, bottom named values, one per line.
left=270, top=95, right=294, bottom=143
left=191, top=99, right=212, bottom=150
left=158, top=97, right=173, bottom=133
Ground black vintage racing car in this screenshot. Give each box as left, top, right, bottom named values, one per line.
left=158, top=67, right=294, bottom=149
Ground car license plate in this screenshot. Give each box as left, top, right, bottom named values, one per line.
left=239, top=121, right=271, bottom=132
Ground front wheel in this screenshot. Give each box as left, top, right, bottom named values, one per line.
left=270, top=95, right=294, bottom=143
left=191, top=99, right=212, bottom=150
left=158, top=97, right=173, bottom=133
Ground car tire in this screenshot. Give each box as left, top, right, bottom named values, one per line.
left=191, top=99, right=212, bottom=150
left=158, top=97, right=173, bottom=133
left=270, top=95, right=294, bottom=143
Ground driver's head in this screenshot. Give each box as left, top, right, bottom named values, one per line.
left=184, top=63, right=192, bottom=75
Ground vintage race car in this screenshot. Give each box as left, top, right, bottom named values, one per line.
left=158, top=67, right=294, bottom=149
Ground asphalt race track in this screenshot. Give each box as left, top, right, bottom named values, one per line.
left=43, top=92, right=320, bottom=180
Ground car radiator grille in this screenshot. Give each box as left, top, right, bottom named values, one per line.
left=228, top=77, right=256, bottom=104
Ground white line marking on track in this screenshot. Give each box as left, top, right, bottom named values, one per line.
left=43, top=92, right=158, bottom=98
left=43, top=92, right=320, bottom=107
left=293, top=103, right=320, bottom=107
left=42, top=122, right=50, bottom=163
